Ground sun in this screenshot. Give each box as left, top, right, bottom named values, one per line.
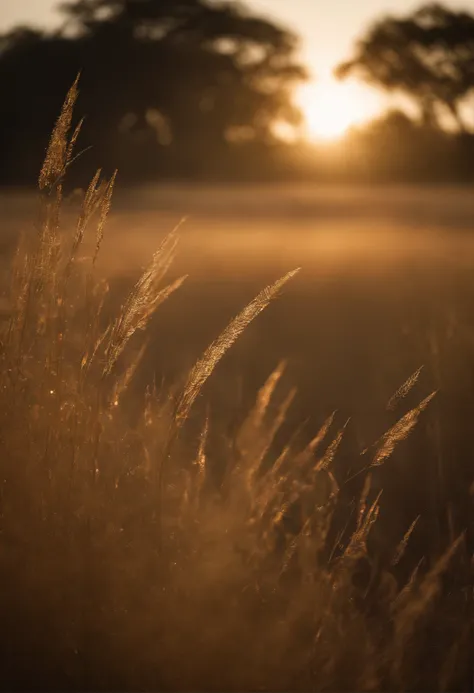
left=296, top=78, right=381, bottom=142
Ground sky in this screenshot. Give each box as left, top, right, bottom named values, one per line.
left=2, top=0, right=474, bottom=137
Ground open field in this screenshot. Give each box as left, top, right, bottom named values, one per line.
left=2, top=183, right=474, bottom=547
left=3, top=181, right=474, bottom=417
left=0, top=181, right=473, bottom=690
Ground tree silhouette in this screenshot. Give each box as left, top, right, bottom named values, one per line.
left=0, top=0, right=307, bottom=183
left=335, top=3, right=474, bottom=132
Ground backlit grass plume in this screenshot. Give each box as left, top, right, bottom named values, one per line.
left=372, top=391, right=437, bottom=467
left=103, top=228, right=187, bottom=377
left=174, top=269, right=300, bottom=428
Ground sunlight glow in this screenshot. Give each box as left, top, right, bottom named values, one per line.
left=297, top=78, right=382, bottom=142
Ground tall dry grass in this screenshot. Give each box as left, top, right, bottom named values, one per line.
left=0, top=81, right=471, bottom=691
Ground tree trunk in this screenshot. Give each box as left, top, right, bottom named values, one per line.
left=447, top=100, right=467, bottom=135
left=419, top=96, right=439, bottom=130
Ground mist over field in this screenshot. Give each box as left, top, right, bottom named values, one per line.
left=4, top=181, right=474, bottom=396
left=3, top=181, right=474, bottom=473
left=5, top=182, right=474, bottom=267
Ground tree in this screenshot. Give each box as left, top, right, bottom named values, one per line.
left=335, top=3, right=474, bottom=132
left=0, top=0, right=307, bottom=182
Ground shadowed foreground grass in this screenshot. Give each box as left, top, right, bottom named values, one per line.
left=0, top=81, right=472, bottom=692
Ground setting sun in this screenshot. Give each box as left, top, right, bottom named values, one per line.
left=297, top=78, right=382, bottom=142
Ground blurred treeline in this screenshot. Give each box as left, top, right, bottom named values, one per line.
left=2, top=0, right=474, bottom=185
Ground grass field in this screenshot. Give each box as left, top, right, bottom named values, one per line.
left=0, top=88, right=472, bottom=691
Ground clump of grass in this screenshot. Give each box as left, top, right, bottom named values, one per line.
left=0, top=82, right=471, bottom=692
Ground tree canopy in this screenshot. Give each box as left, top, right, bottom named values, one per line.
left=0, top=0, right=307, bottom=183
left=335, top=3, right=474, bottom=132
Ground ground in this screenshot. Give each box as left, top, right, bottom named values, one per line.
left=0, top=182, right=472, bottom=689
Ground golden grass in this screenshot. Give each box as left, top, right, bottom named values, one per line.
left=0, top=81, right=471, bottom=691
